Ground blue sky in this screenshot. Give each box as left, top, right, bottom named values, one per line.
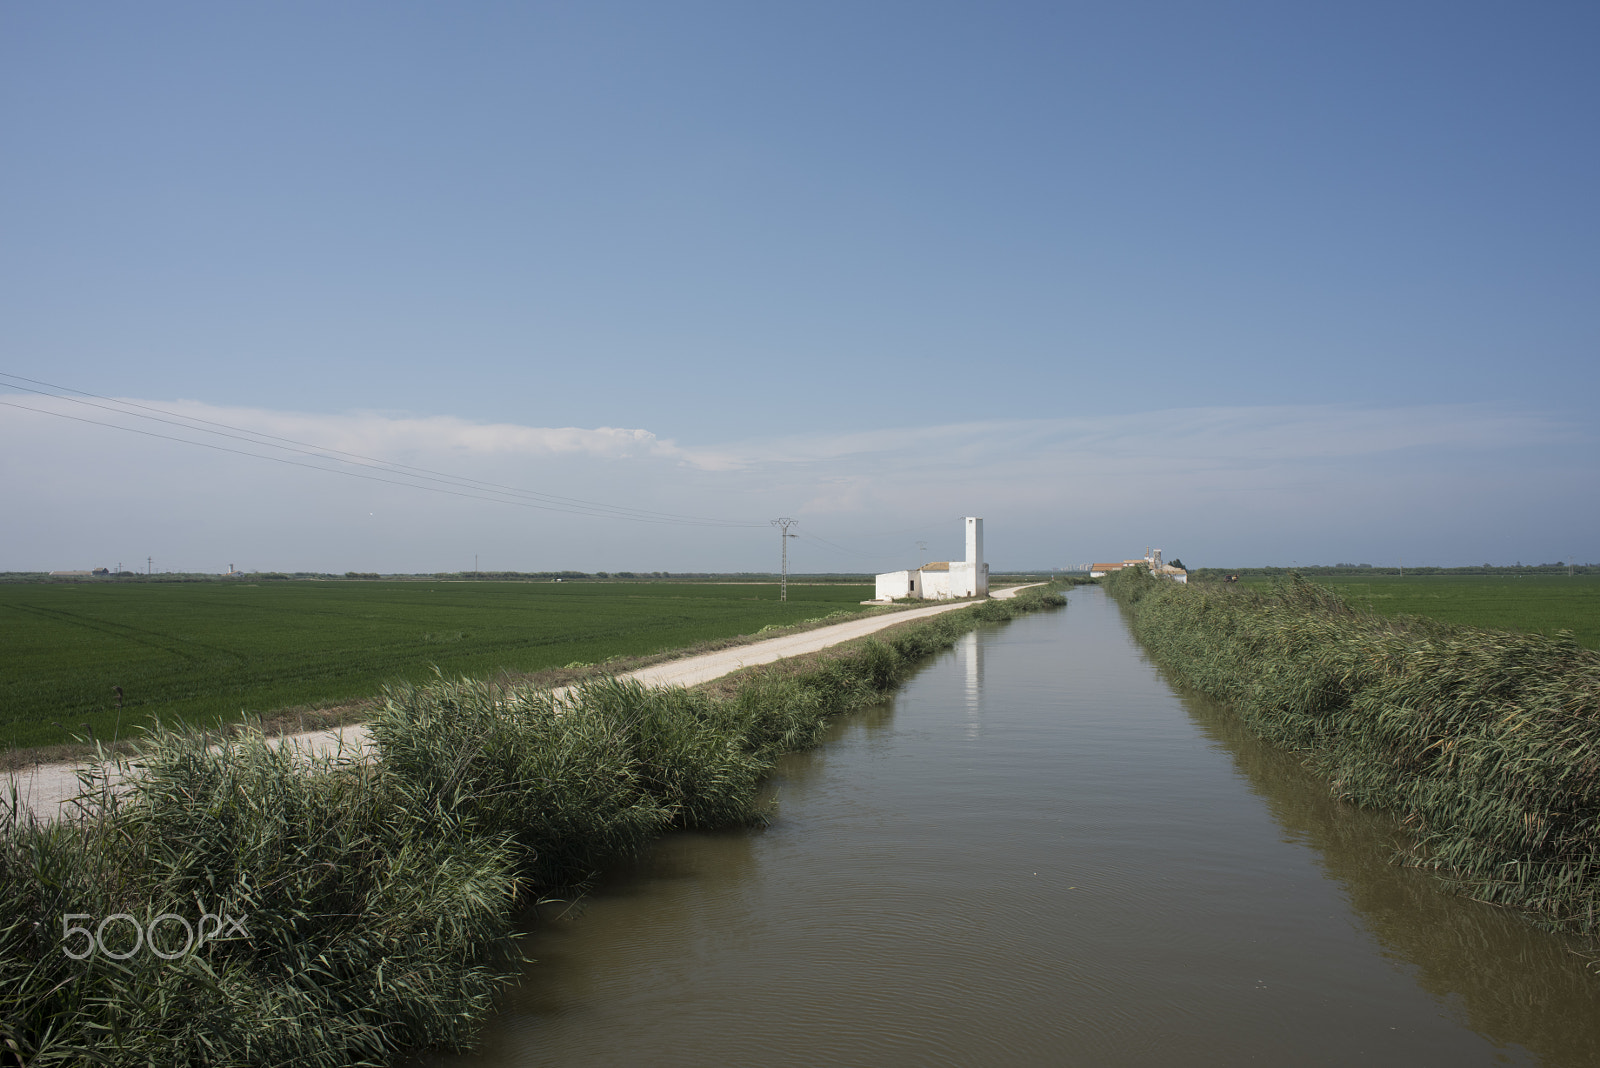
left=3, top=2, right=1596, bottom=573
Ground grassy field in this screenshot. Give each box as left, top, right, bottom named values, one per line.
left=1226, top=573, right=1600, bottom=650
left=0, top=580, right=875, bottom=750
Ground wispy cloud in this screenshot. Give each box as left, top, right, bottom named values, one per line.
left=710, top=403, right=1573, bottom=470
left=1, top=395, right=1591, bottom=571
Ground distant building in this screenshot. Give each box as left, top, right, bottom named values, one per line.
left=875, top=517, right=989, bottom=601
left=1089, top=547, right=1187, bottom=583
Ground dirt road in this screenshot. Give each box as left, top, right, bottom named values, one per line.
left=6, top=585, right=1041, bottom=822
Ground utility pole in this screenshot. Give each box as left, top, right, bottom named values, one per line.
left=147, top=556, right=152, bottom=575
left=771, top=518, right=798, bottom=602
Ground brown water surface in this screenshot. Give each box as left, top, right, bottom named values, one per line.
left=423, top=586, right=1600, bottom=1067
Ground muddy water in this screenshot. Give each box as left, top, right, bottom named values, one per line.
left=426, top=587, right=1600, bottom=1067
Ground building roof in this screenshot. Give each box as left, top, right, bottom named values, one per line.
left=920, top=561, right=950, bottom=572
left=1089, top=563, right=1126, bottom=571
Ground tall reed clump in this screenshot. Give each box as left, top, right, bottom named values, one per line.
left=371, top=675, right=771, bottom=892
left=2, top=584, right=1068, bottom=1063
left=1, top=729, right=522, bottom=1066
left=1104, top=567, right=1600, bottom=940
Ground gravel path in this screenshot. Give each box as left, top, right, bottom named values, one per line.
left=6, top=585, right=1041, bottom=823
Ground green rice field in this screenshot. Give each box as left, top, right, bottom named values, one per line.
left=1234, top=573, right=1600, bottom=650
left=0, top=580, right=875, bottom=750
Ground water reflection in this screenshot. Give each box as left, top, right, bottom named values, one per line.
left=1177, top=681, right=1600, bottom=1068
left=961, top=628, right=985, bottom=737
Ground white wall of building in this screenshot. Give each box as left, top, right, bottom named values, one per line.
left=921, top=569, right=955, bottom=600
left=875, top=569, right=920, bottom=601
left=966, top=517, right=985, bottom=596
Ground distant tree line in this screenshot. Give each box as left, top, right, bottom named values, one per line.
left=6, top=568, right=1095, bottom=586
left=1190, top=563, right=1593, bottom=580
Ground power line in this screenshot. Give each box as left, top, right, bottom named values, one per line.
left=1, top=372, right=766, bottom=529
left=792, top=517, right=969, bottom=565
left=0, top=399, right=649, bottom=519
left=1, top=372, right=760, bottom=527
left=792, top=530, right=888, bottom=561
left=797, top=517, right=967, bottom=541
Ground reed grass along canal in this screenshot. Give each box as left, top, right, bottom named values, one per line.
left=424, top=586, right=1600, bottom=1068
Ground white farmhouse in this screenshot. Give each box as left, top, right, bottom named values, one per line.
left=875, top=517, right=990, bottom=601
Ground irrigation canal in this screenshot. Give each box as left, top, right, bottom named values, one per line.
left=420, top=586, right=1600, bottom=1067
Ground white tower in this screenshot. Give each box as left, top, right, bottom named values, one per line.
left=964, top=516, right=988, bottom=597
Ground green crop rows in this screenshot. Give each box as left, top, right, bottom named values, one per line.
left=1230, top=574, right=1600, bottom=650
left=0, top=581, right=874, bottom=750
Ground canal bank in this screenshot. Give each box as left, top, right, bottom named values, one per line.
left=1105, top=566, right=1600, bottom=944
left=420, top=585, right=1600, bottom=1068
